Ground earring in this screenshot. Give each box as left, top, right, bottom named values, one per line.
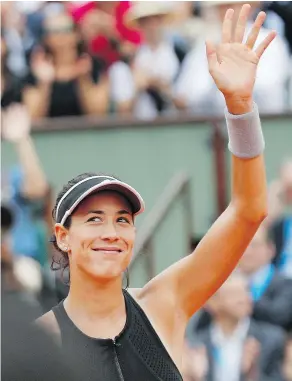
left=63, top=245, right=69, bottom=252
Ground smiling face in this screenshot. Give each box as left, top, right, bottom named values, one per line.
left=55, top=191, right=136, bottom=282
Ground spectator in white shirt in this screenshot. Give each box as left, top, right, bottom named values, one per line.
left=174, top=1, right=291, bottom=115
left=184, top=272, right=285, bottom=381
left=124, top=2, right=180, bottom=120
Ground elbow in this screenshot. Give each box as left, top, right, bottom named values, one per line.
left=231, top=199, right=268, bottom=224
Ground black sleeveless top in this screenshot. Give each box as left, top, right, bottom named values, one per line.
left=52, top=289, right=183, bottom=381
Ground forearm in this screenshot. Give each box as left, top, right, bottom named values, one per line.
left=23, top=83, right=52, bottom=120
left=15, top=136, right=48, bottom=199
left=77, top=75, right=109, bottom=115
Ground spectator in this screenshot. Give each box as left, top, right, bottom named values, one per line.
left=1, top=30, right=23, bottom=108
left=126, top=1, right=180, bottom=120
left=188, top=226, right=292, bottom=333
left=1, top=104, right=58, bottom=312
left=2, top=281, right=80, bottom=381
left=282, top=335, right=292, bottom=381
left=1, top=2, right=34, bottom=78
left=268, top=159, right=292, bottom=277
left=185, top=272, right=285, bottom=381
left=1, top=104, right=49, bottom=263
left=69, top=1, right=142, bottom=68
left=238, top=226, right=292, bottom=331
left=174, top=0, right=291, bottom=114
left=23, top=12, right=109, bottom=119
left=1, top=201, right=42, bottom=318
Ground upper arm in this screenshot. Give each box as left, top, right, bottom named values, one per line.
left=142, top=204, right=264, bottom=319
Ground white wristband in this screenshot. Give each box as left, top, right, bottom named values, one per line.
left=225, top=102, right=265, bottom=159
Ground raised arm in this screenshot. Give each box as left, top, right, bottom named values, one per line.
left=2, top=104, right=48, bottom=199
left=141, top=5, right=276, bottom=319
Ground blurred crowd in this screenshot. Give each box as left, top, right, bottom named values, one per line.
left=1, top=1, right=292, bottom=121
left=1, top=1, right=292, bottom=381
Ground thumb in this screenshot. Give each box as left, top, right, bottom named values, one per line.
left=206, top=40, right=218, bottom=72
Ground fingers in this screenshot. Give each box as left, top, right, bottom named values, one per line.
left=234, top=4, right=251, bottom=43
left=206, top=40, right=218, bottom=72
left=255, top=30, right=277, bottom=58
left=221, top=8, right=234, bottom=43
left=246, top=11, right=266, bottom=49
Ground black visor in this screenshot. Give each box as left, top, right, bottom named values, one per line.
left=55, top=176, right=145, bottom=226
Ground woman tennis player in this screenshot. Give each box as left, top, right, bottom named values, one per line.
left=38, top=5, right=275, bottom=380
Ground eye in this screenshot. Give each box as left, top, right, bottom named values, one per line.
left=87, top=216, right=102, bottom=223
left=117, top=217, right=130, bottom=224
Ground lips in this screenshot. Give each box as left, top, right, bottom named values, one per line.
left=92, top=247, right=122, bottom=254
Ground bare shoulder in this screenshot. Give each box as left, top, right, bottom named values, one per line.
left=35, top=310, right=61, bottom=340
left=127, top=288, right=142, bottom=300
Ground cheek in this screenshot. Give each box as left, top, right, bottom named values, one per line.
left=122, top=228, right=136, bottom=250
left=68, top=227, right=96, bottom=252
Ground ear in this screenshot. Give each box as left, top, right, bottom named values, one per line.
left=54, top=223, right=70, bottom=252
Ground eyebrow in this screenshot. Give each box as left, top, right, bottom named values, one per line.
left=87, top=210, right=132, bottom=215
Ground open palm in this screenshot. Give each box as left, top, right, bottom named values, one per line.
left=206, top=4, right=276, bottom=100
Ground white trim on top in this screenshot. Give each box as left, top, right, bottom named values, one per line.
left=59, top=180, right=146, bottom=226
left=56, top=175, right=116, bottom=222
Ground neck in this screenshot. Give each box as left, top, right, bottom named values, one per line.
left=66, top=268, right=125, bottom=320
left=215, top=316, right=242, bottom=337
left=53, top=48, right=78, bottom=66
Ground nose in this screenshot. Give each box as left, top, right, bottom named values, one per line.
left=100, top=221, right=118, bottom=241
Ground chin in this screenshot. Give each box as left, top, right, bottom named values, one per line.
left=81, top=262, right=127, bottom=281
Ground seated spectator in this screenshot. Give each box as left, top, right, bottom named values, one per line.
left=184, top=272, right=285, bottom=381
left=173, top=0, right=291, bottom=115
left=23, top=12, right=109, bottom=119
left=188, top=226, right=292, bottom=333
left=282, top=335, right=292, bottom=381
left=126, top=2, right=180, bottom=120
left=268, top=159, right=292, bottom=277
left=1, top=30, right=23, bottom=108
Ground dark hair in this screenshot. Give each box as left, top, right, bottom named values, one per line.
left=41, top=14, right=87, bottom=59
left=50, top=172, right=129, bottom=288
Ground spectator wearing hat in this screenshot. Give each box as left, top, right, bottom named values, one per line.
left=124, top=1, right=180, bottom=120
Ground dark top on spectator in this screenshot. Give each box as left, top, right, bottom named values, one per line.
left=1, top=71, right=23, bottom=108
left=52, top=289, right=183, bottom=381
left=24, top=57, right=105, bottom=117
left=2, top=291, right=78, bottom=381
